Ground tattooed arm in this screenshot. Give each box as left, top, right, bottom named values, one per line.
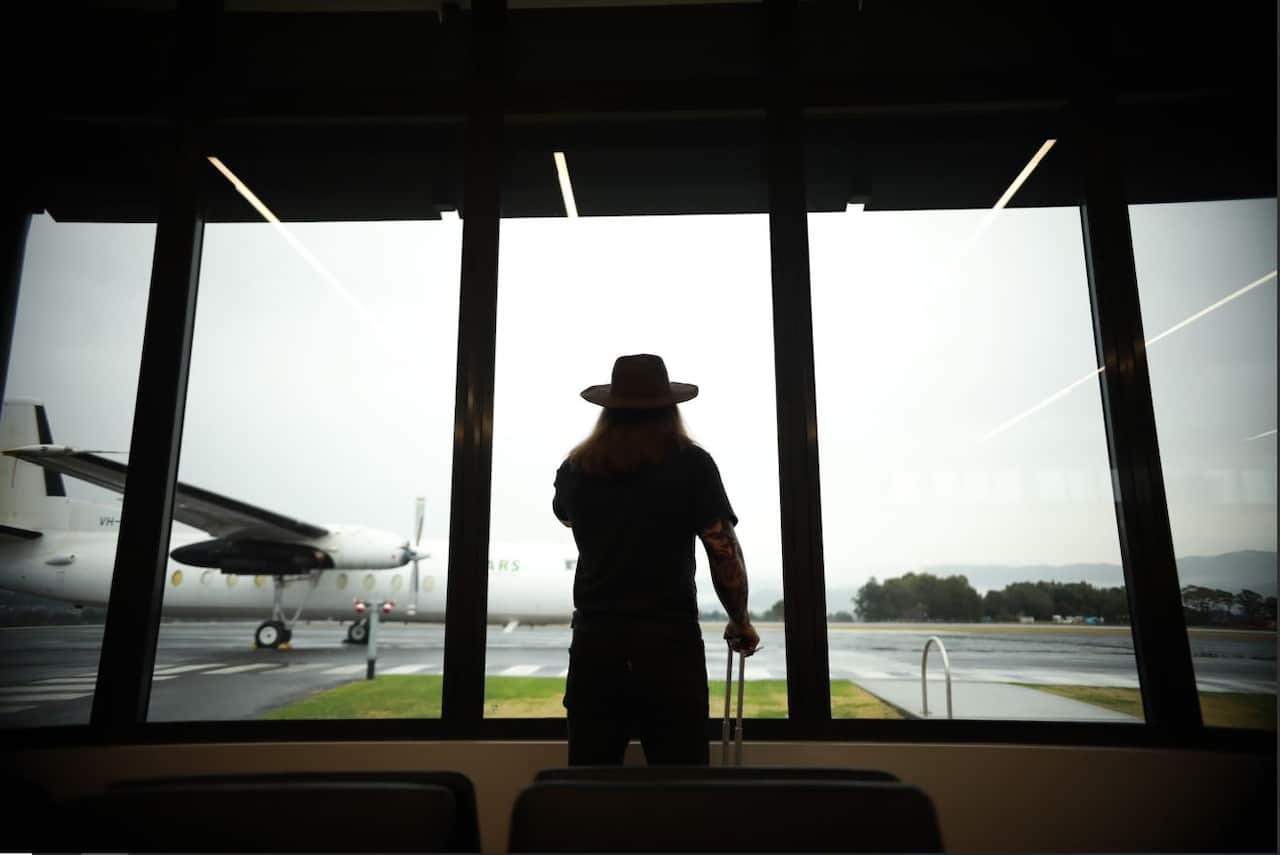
left=698, top=518, right=760, bottom=654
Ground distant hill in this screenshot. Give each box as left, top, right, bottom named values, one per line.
left=718, top=550, right=1277, bottom=615
left=921, top=551, right=1275, bottom=597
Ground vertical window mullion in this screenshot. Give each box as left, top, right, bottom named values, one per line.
left=88, top=0, right=217, bottom=735
left=0, top=211, right=32, bottom=407
left=440, top=0, right=505, bottom=733
left=765, top=0, right=832, bottom=731
left=1077, top=99, right=1203, bottom=731
left=89, top=131, right=206, bottom=733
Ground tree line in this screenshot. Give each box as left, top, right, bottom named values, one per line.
left=1180, top=585, right=1276, bottom=628
left=853, top=572, right=1129, bottom=623
left=704, top=578, right=1279, bottom=628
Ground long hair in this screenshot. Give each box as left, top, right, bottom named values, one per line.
left=568, top=405, right=694, bottom=475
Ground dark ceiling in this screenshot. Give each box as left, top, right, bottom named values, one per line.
left=11, top=1, right=1276, bottom=221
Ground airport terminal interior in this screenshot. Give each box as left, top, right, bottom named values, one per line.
left=0, top=1, right=1276, bottom=851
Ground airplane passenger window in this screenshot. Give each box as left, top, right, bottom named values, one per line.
left=1130, top=198, right=1278, bottom=730
left=487, top=118, right=786, bottom=720
left=808, top=123, right=1145, bottom=723
left=146, top=128, right=462, bottom=723
left=0, top=214, right=156, bottom=729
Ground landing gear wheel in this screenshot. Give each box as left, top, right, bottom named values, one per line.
left=281, top=627, right=293, bottom=645
left=346, top=619, right=369, bottom=645
left=255, top=620, right=287, bottom=649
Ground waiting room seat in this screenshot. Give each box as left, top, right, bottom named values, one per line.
left=535, top=765, right=899, bottom=784
left=509, top=779, right=944, bottom=853
left=0, top=776, right=55, bottom=852
left=57, top=770, right=480, bottom=852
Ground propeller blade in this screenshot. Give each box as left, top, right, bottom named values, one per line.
left=414, top=496, right=425, bottom=546
left=408, top=558, right=420, bottom=616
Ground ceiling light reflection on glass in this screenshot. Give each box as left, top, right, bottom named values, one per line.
left=553, top=151, right=579, bottom=218
left=982, top=269, right=1278, bottom=442
left=207, top=156, right=371, bottom=321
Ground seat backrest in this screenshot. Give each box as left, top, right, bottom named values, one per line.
left=61, top=776, right=471, bottom=852
left=106, top=771, right=481, bottom=852
left=0, top=776, right=54, bottom=852
left=509, top=780, right=944, bottom=853
left=535, top=766, right=899, bottom=784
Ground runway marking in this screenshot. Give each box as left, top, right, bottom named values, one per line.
left=204, top=664, right=282, bottom=675
left=498, top=665, right=541, bottom=677
left=322, top=665, right=367, bottom=675
left=381, top=664, right=436, bottom=675
left=0, top=705, right=37, bottom=714
left=154, top=663, right=227, bottom=675
left=0, top=691, right=92, bottom=702
left=281, top=663, right=331, bottom=673
left=850, top=670, right=896, bottom=680
left=32, top=677, right=99, bottom=686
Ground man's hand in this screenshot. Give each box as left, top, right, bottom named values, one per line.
left=724, top=619, right=760, bottom=656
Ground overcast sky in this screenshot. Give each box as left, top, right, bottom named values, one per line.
left=4, top=163, right=1275, bottom=609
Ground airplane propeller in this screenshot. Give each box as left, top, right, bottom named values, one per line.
left=406, top=496, right=426, bottom=616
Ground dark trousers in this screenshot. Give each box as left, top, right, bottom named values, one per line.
left=564, top=620, right=709, bottom=765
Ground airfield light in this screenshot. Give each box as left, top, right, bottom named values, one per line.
left=382, top=602, right=393, bottom=615
left=354, top=600, right=366, bottom=614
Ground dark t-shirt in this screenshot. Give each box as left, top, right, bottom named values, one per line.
left=553, top=444, right=737, bottom=626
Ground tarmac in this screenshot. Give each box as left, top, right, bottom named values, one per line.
left=0, top=621, right=1270, bottom=727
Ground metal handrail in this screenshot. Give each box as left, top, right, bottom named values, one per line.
left=921, top=636, right=953, bottom=719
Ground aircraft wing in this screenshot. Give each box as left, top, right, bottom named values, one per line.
left=3, top=446, right=329, bottom=540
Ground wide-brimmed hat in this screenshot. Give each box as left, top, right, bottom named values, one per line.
left=581, top=354, right=698, bottom=408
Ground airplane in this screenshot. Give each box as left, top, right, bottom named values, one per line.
left=0, top=398, right=576, bottom=649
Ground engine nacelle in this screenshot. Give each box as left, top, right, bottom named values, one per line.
left=169, top=527, right=410, bottom=573
left=170, top=539, right=334, bottom=573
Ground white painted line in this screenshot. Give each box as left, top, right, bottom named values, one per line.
left=0, top=685, right=88, bottom=694
left=154, top=663, right=226, bottom=675
left=0, top=692, right=92, bottom=702
left=322, top=665, right=367, bottom=676
left=499, top=665, right=541, bottom=677
left=31, top=677, right=98, bottom=686
left=0, top=705, right=36, bottom=714
left=282, top=663, right=331, bottom=673
left=204, top=664, right=282, bottom=675
left=852, top=670, right=895, bottom=680
left=381, top=664, right=433, bottom=675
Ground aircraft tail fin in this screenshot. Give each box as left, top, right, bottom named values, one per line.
left=1, top=399, right=66, bottom=516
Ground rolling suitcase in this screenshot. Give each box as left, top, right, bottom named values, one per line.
left=720, top=643, right=746, bottom=766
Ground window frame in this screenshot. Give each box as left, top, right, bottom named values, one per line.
left=0, top=0, right=1272, bottom=752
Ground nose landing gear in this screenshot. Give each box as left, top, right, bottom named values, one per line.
left=345, top=618, right=370, bottom=645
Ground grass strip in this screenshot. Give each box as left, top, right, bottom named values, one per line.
left=262, top=675, right=902, bottom=720
left=1021, top=684, right=1276, bottom=730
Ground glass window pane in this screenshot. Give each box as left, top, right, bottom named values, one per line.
left=1130, top=197, right=1277, bottom=730
left=147, top=126, right=461, bottom=722
left=488, top=117, right=784, bottom=721
left=809, top=122, right=1143, bottom=723
left=1, top=215, right=155, bottom=728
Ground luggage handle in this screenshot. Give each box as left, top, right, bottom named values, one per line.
left=721, top=642, right=746, bottom=766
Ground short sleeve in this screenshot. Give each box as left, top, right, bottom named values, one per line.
left=689, top=447, right=738, bottom=531
left=552, top=459, right=574, bottom=523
